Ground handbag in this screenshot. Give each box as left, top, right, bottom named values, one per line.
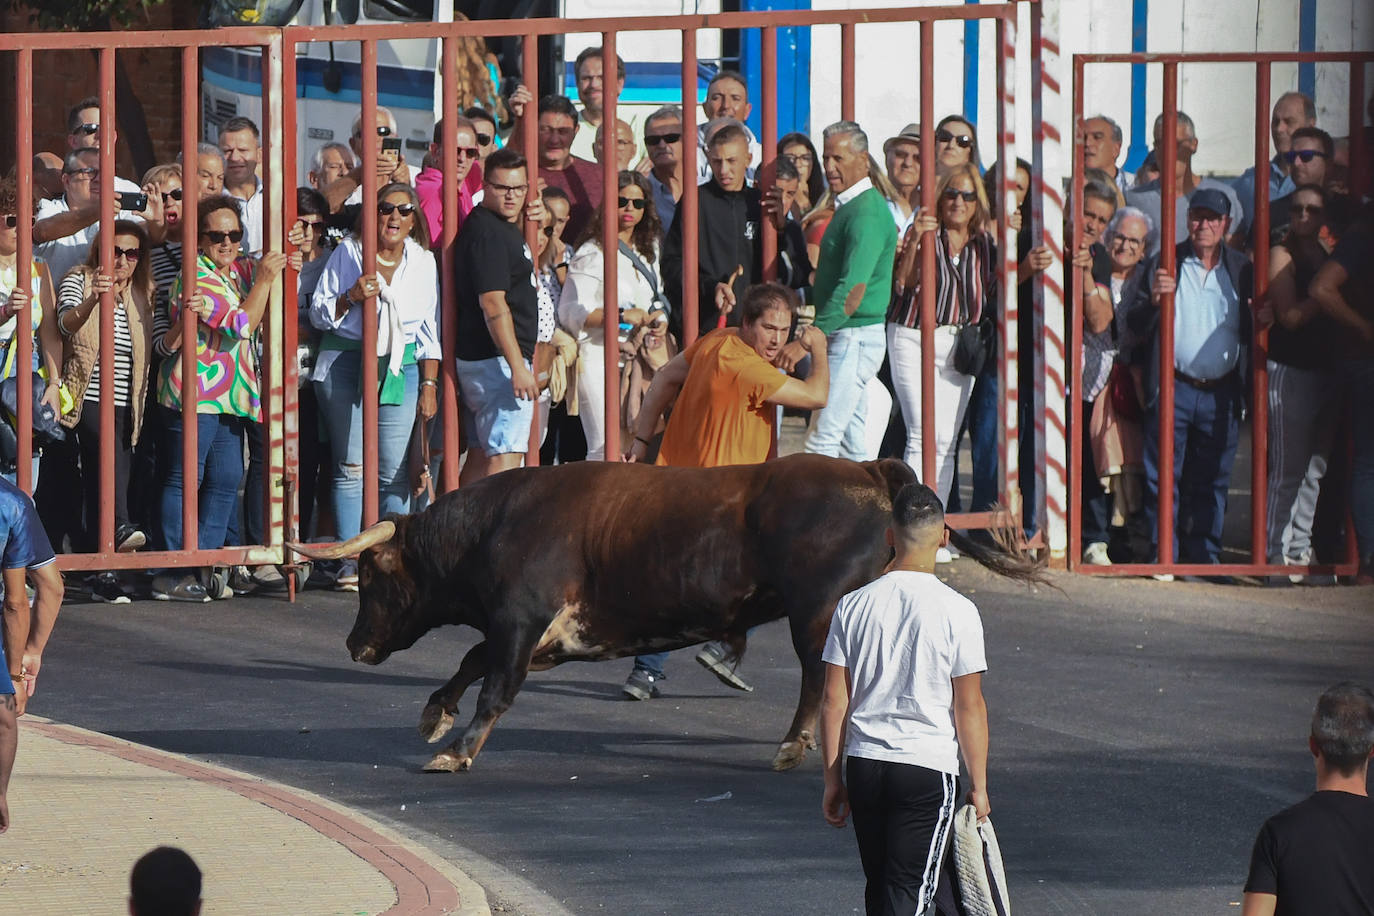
left=617, top=240, right=672, bottom=318
left=953, top=314, right=996, bottom=377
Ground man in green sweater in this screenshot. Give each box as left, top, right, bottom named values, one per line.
left=801, top=121, right=896, bottom=458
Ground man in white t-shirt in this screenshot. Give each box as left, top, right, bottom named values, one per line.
left=820, top=482, right=991, bottom=916
left=33, top=148, right=146, bottom=287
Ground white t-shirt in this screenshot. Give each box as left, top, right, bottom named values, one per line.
left=822, top=570, right=987, bottom=775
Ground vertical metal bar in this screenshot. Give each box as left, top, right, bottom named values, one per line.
left=1157, top=62, right=1179, bottom=567
left=262, top=34, right=285, bottom=553
left=180, top=45, right=200, bottom=550
left=601, top=31, right=621, bottom=461
left=524, top=31, right=542, bottom=466
left=440, top=34, right=462, bottom=492
left=98, top=46, right=117, bottom=554
left=995, top=14, right=1020, bottom=532
left=282, top=34, right=301, bottom=558
left=360, top=39, right=379, bottom=526
left=14, top=48, right=33, bottom=495
left=1250, top=60, right=1271, bottom=565
left=1350, top=61, right=1369, bottom=228
left=840, top=23, right=856, bottom=122
left=1068, top=55, right=1086, bottom=569
left=681, top=28, right=700, bottom=347
left=761, top=26, right=778, bottom=283
left=919, top=21, right=937, bottom=491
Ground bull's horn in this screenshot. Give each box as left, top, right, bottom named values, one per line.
left=288, top=520, right=396, bottom=560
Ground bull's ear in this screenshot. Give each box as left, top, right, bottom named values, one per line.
left=372, top=543, right=403, bottom=574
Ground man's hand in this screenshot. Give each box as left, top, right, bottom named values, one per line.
left=762, top=185, right=789, bottom=231
left=508, top=83, right=533, bottom=121
left=1151, top=268, right=1176, bottom=303
left=19, top=653, right=39, bottom=698
left=799, top=324, right=826, bottom=353
left=822, top=779, right=850, bottom=828
left=775, top=340, right=807, bottom=373
left=1071, top=244, right=1093, bottom=271
left=968, top=787, right=991, bottom=822
left=525, top=192, right=547, bottom=225
left=1023, top=245, right=1053, bottom=273
left=715, top=264, right=743, bottom=318
left=509, top=362, right=538, bottom=401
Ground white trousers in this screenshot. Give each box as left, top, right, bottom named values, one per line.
left=577, top=336, right=609, bottom=461
left=886, top=322, right=975, bottom=504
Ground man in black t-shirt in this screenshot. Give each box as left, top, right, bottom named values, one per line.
left=1242, top=682, right=1374, bottom=916
left=454, top=148, right=545, bottom=484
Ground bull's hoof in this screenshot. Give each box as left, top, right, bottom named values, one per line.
left=423, top=749, right=474, bottom=773
left=418, top=703, right=455, bottom=743
left=771, top=740, right=807, bottom=771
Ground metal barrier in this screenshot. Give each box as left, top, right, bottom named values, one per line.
left=5, top=4, right=1040, bottom=591
left=1068, top=50, right=1371, bottom=577
left=3, top=28, right=290, bottom=573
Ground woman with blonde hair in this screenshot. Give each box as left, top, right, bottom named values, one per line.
left=886, top=161, right=999, bottom=506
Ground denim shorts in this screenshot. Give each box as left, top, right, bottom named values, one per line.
left=456, top=355, right=535, bottom=457
left=0, top=640, right=13, bottom=696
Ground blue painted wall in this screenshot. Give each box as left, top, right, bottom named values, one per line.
left=738, top=0, right=813, bottom=139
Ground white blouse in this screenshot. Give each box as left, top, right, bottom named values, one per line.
left=557, top=240, right=660, bottom=343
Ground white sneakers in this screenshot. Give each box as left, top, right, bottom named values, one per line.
left=1082, top=542, right=1111, bottom=566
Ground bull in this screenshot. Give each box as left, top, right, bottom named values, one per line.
left=293, top=454, right=1040, bottom=774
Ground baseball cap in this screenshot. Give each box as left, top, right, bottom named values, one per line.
left=883, top=123, right=922, bottom=154
left=1187, top=187, right=1230, bottom=217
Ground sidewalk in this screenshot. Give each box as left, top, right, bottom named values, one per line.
left=1, top=718, right=489, bottom=916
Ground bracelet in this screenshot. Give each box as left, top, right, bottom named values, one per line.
left=420, top=378, right=439, bottom=388
left=9, top=672, right=26, bottom=681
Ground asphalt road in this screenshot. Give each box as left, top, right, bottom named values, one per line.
left=29, top=565, right=1374, bottom=915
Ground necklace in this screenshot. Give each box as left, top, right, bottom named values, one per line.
left=376, top=251, right=401, bottom=267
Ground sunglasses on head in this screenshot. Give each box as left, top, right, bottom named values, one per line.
left=475, top=133, right=493, bottom=147
left=618, top=197, right=646, bottom=210
left=378, top=201, right=416, bottom=216
left=113, top=245, right=141, bottom=261
left=75, top=123, right=99, bottom=136
left=942, top=188, right=978, bottom=202
left=203, top=229, right=244, bottom=244
left=645, top=132, right=682, bottom=146
left=935, top=128, right=974, bottom=149
left=1282, top=149, right=1327, bottom=164
left=161, top=188, right=183, bottom=203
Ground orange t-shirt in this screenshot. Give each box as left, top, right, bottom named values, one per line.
left=656, top=329, right=786, bottom=468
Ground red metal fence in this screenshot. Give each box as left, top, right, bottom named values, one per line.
left=1068, top=50, right=1372, bottom=577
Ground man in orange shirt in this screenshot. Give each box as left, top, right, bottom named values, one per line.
left=620, top=282, right=829, bottom=698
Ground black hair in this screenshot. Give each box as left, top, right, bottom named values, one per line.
left=778, top=131, right=824, bottom=207
left=1311, top=682, right=1374, bottom=776
left=67, top=95, right=100, bottom=134
left=774, top=156, right=800, bottom=183
left=130, top=846, right=201, bottom=916
left=707, top=123, right=749, bottom=152
left=741, top=282, right=798, bottom=325
left=219, top=116, right=261, bottom=141
left=892, top=483, right=945, bottom=535
left=464, top=106, right=496, bottom=129
left=485, top=147, right=527, bottom=176
left=1289, top=126, right=1334, bottom=160
left=198, top=195, right=243, bottom=234
left=574, top=46, right=626, bottom=81
left=537, top=94, right=579, bottom=122
left=708, top=68, right=750, bottom=100
left=297, top=186, right=328, bottom=218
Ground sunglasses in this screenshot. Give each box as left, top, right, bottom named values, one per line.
left=1112, top=235, right=1145, bottom=248
left=162, top=188, right=184, bottom=203
left=645, top=133, right=682, bottom=146
left=542, top=225, right=556, bottom=238
left=75, top=123, right=100, bottom=136
left=297, top=217, right=324, bottom=231
left=475, top=133, right=493, bottom=147
left=3, top=214, right=20, bottom=229
left=456, top=147, right=480, bottom=159
left=65, top=167, right=99, bottom=179
left=378, top=201, right=416, bottom=216
left=1291, top=203, right=1324, bottom=215
left=203, top=229, right=244, bottom=244
left=942, top=188, right=978, bottom=202
left=618, top=197, right=646, bottom=210
left=374, top=126, right=393, bottom=137
left=935, top=129, right=974, bottom=149
left=1282, top=149, right=1327, bottom=164
left=113, top=245, right=141, bottom=261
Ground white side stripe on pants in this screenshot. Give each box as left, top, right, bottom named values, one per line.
left=915, top=770, right=959, bottom=915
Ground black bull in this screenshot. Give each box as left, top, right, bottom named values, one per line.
left=293, top=454, right=1039, bottom=774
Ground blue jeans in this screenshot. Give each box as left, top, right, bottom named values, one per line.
left=966, top=366, right=1000, bottom=511
left=160, top=408, right=247, bottom=552
left=803, top=323, right=886, bottom=459
left=1338, top=358, right=1374, bottom=557
left=314, top=350, right=418, bottom=540
left=1142, top=377, right=1241, bottom=563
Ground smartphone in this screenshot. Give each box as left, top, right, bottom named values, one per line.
left=381, top=137, right=402, bottom=154
left=118, top=191, right=148, bottom=211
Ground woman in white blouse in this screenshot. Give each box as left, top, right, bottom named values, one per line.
left=557, top=171, right=665, bottom=460
left=310, top=183, right=440, bottom=590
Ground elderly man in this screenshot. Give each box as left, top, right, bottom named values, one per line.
left=883, top=123, right=922, bottom=229
left=1125, top=187, right=1252, bottom=572
left=218, top=116, right=265, bottom=256
left=33, top=148, right=147, bottom=287
left=802, top=121, right=896, bottom=460
left=320, top=105, right=417, bottom=213
left=592, top=118, right=636, bottom=171
left=31, top=153, right=65, bottom=201
left=178, top=142, right=224, bottom=199
left=694, top=70, right=762, bottom=184
left=63, top=96, right=141, bottom=193
left=568, top=47, right=638, bottom=166
left=308, top=141, right=356, bottom=192
left=1232, top=91, right=1315, bottom=241
left=1083, top=114, right=1133, bottom=195
left=643, top=105, right=684, bottom=235
left=1241, top=683, right=1374, bottom=916
left=1125, top=111, right=1242, bottom=257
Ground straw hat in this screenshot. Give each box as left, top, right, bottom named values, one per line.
left=953, top=804, right=1011, bottom=916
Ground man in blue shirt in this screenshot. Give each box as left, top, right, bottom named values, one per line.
left=1231, top=92, right=1316, bottom=243
left=1, top=476, right=65, bottom=833
left=1124, top=188, right=1253, bottom=570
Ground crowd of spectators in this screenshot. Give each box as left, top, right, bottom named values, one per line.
left=0, top=48, right=1371, bottom=603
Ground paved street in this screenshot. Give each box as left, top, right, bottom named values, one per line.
left=23, top=561, right=1372, bottom=915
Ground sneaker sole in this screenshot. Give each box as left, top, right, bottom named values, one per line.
left=116, top=532, right=147, bottom=553
left=696, top=654, right=754, bottom=692
left=91, top=594, right=132, bottom=604
left=622, top=684, right=658, bottom=701
left=152, top=592, right=211, bottom=603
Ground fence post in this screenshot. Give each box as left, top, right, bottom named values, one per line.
left=98, top=47, right=117, bottom=554
left=681, top=29, right=700, bottom=348
left=1156, top=62, right=1179, bottom=568
left=440, top=34, right=462, bottom=493
left=524, top=30, right=543, bottom=466
left=14, top=48, right=33, bottom=495
left=601, top=31, right=621, bottom=462
left=918, top=20, right=937, bottom=492
left=263, top=32, right=286, bottom=555
left=179, top=44, right=200, bottom=551
left=1250, top=61, right=1271, bottom=566
left=995, top=11, right=1021, bottom=536
left=360, top=39, right=380, bottom=526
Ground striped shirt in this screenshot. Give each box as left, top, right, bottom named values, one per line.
left=887, top=228, right=997, bottom=329
left=57, top=270, right=135, bottom=408
left=148, top=242, right=180, bottom=354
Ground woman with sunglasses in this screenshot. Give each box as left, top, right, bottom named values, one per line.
left=310, top=183, right=439, bottom=591
left=933, top=114, right=982, bottom=177
left=558, top=170, right=665, bottom=461
left=778, top=132, right=824, bottom=219
left=149, top=197, right=285, bottom=602
left=888, top=162, right=998, bottom=510
left=54, top=221, right=156, bottom=600
left=291, top=188, right=336, bottom=549
left=0, top=175, right=63, bottom=487
left=1261, top=183, right=1339, bottom=581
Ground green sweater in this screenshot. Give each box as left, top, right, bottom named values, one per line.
left=811, top=186, right=897, bottom=335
